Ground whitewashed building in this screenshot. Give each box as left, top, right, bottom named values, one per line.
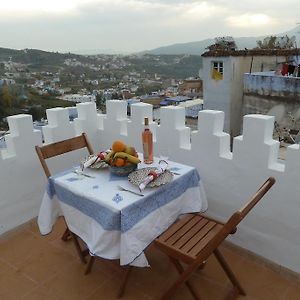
left=60, top=94, right=96, bottom=103
left=201, top=49, right=300, bottom=136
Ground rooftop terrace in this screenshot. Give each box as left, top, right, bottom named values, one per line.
left=1, top=217, right=300, bottom=300
left=1, top=100, right=300, bottom=299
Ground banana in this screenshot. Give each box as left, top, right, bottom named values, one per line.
left=113, top=152, right=141, bottom=164
left=104, top=151, right=115, bottom=163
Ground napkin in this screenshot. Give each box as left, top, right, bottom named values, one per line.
left=81, top=150, right=110, bottom=170
left=81, top=155, right=100, bottom=169
left=139, top=160, right=168, bottom=191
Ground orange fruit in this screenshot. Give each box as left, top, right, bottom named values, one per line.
left=114, top=157, right=126, bottom=167
left=112, top=140, right=126, bottom=152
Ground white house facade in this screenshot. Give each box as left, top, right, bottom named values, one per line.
left=201, top=49, right=300, bottom=136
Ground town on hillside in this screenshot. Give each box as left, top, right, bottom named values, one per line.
left=1, top=34, right=300, bottom=149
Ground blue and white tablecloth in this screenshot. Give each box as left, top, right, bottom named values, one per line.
left=38, top=158, right=207, bottom=267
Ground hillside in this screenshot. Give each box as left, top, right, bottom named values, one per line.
left=0, top=48, right=96, bottom=72
left=143, top=26, right=300, bottom=55
left=0, top=47, right=201, bottom=79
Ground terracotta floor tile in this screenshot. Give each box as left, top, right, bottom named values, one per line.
left=0, top=258, right=17, bottom=275
left=21, top=286, right=62, bottom=300
left=0, top=230, right=48, bottom=267
left=168, top=276, right=231, bottom=300
left=87, top=278, right=152, bottom=300
left=26, top=217, right=67, bottom=242
left=0, top=264, right=37, bottom=300
left=25, top=216, right=86, bottom=262
left=284, top=283, right=300, bottom=300
left=196, top=247, right=245, bottom=285
left=128, top=261, right=175, bottom=298
left=49, top=234, right=88, bottom=262
left=234, top=257, right=290, bottom=300
left=17, top=242, right=76, bottom=283
left=237, top=296, right=258, bottom=300
left=42, top=260, right=110, bottom=300
left=0, top=221, right=300, bottom=300
left=87, top=257, right=123, bottom=279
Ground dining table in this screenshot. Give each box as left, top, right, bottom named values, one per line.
left=38, top=156, right=208, bottom=267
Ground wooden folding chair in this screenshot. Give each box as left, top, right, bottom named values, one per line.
left=35, top=133, right=94, bottom=264
left=155, top=177, right=275, bottom=300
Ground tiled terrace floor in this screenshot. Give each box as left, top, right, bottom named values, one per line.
left=0, top=217, right=300, bottom=300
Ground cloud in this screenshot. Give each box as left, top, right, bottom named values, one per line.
left=0, top=0, right=299, bottom=52
left=226, top=14, right=273, bottom=28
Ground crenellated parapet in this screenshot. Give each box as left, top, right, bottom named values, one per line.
left=233, top=114, right=283, bottom=172
left=99, top=100, right=129, bottom=149
left=1, top=114, right=42, bottom=161
left=191, top=110, right=231, bottom=160
left=0, top=114, right=43, bottom=233
left=1, top=101, right=300, bottom=273
left=74, top=102, right=100, bottom=150
left=156, top=106, right=190, bottom=161
left=43, top=108, right=75, bottom=144
left=127, top=102, right=156, bottom=153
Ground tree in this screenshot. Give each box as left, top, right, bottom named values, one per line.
left=0, top=85, right=13, bottom=107
left=95, top=92, right=106, bottom=113
left=28, top=106, right=43, bottom=121
left=256, top=35, right=296, bottom=49
left=207, top=36, right=237, bottom=51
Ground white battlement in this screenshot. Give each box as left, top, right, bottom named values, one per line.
left=1, top=101, right=300, bottom=274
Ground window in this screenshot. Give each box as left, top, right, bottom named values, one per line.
left=211, top=61, right=223, bottom=80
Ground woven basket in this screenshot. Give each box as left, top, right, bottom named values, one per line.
left=110, top=164, right=137, bottom=176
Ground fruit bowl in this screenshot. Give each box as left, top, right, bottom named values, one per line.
left=110, top=164, right=138, bottom=176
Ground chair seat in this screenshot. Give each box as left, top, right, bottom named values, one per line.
left=155, top=214, right=223, bottom=264
left=154, top=177, right=275, bottom=300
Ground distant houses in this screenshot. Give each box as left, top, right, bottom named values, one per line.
left=201, top=48, right=300, bottom=136
left=0, top=78, right=16, bottom=86
left=60, top=94, right=96, bottom=103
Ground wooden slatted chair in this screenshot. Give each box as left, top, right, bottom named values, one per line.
left=35, top=133, right=94, bottom=264
left=155, top=177, right=275, bottom=300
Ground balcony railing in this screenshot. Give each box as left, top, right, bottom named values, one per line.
left=1, top=100, right=300, bottom=275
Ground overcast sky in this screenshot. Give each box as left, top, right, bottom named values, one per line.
left=0, top=0, right=299, bottom=53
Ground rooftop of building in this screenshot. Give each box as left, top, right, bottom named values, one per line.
left=2, top=101, right=300, bottom=300
left=202, top=48, right=300, bottom=57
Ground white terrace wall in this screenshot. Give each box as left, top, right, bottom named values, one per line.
left=243, top=73, right=300, bottom=130
left=1, top=100, right=300, bottom=274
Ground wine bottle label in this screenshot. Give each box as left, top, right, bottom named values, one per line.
left=144, top=143, right=149, bottom=159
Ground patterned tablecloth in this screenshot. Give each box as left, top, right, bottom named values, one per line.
left=38, top=158, right=207, bottom=267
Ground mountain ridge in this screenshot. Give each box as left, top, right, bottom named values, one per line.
left=141, top=26, right=300, bottom=56
left=0, top=26, right=299, bottom=58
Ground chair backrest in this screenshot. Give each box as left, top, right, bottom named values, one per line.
left=226, top=177, right=276, bottom=230
left=195, top=177, right=275, bottom=263
left=35, top=133, right=94, bottom=178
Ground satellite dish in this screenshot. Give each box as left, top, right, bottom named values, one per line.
left=267, top=105, right=285, bottom=123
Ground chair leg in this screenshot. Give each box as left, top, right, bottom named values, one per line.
left=213, top=249, right=246, bottom=296
left=117, top=266, right=132, bottom=298
left=225, top=287, right=240, bottom=300
left=169, top=257, right=202, bottom=300
left=61, top=218, right=72, bottom=241
left=85, top=256, right=96, bottom=275
left=70, top=232, right=87, bottom=264
left=160, top=259, right=202, bottom=300
left=61, top=227, right=72, bottom=241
